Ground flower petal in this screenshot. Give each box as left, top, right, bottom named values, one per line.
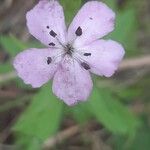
left=13, top=48, right=62, bottom=88
left=52, top=56, right=93, bottom=106
left=68, top=1, right=115, bottom=47
left=26, top=0, right=67, bottom=47
left=79, top=40, right=125, bottom=77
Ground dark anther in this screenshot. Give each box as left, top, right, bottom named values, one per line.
left=49, top=42, right=55, bottom=46
left=47, top=57, right=52, bottom=64
left=75, top=26, right=82, bottom=36
left=50, top=30, right=57, bottom=37
left=89, top=17, right=93, bottom=20
left=81, top=62, right=90, bottom=70
left=84, top=53, right=91, bottom=56
left=46, top=26, right=50, bottom=29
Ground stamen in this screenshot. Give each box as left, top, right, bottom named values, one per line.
left=74, top=52, right=100, bottom=72
left=81, top=62, right=90, bottom=70
left=84, top=53, right=91, bottom=56
left=50, top=30, right=57, bottom=37
left=49, top=42, right=55, bottom=46
left=75, top=26, right=82, bottom=36
left=52, top=52, right=65, bottom=62
left=47, top=57, right=52, bottom=64
left=73, top=52, right=90, bottom=65
left=73, top=54, right=91, bottom=70
left=49, top=30, right=65, bottom=48
left=65, top=44, right=73, bottom=56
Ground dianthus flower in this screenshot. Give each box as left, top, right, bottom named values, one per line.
left=13, top=0, right=125, bottom=105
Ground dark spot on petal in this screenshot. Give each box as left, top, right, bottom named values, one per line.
left=49, top=42, right=55, bottom=46
left=84, top=53, right=91, bottom=56
left=75, top=26, right=82, bottom=36
left=50, top=30, right=57, bottom=37
left=81, top=62, right=90, bottom=70
left=89, top=17, right=93, bottom=20
left=47, top=57, right=52, bottom=64
left=46, top=26, right=50, bottom=29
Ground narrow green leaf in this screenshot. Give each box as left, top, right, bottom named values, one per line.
left=112, top=124, right=150, bottom=150
left=87, top=87, right=140, bottom=135
left=16, top=136, right=42, bottom=150
left=128, top=126, right=150, bottom=150
left=107, top=8, right=138, bottom=56
left=103, top=0, right=117, bottom=9
left=0, top=63, right=12, bottom=73
left=13, top=84, right=63, bottom=141
left=70, top=103, right=92, bottom=124
left=0, top=35, right=27, bottom=56
left=60, top=0, right=81, bottom=24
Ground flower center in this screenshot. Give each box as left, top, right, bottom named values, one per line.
left=46, top=27, right=91, bottom=70
left=65, top=44, right=74, bottom=56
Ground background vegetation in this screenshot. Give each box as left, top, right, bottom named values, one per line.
left=0, top=0, right=150, bottom=149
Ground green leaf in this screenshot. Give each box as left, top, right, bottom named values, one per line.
left=106, top=8, right=138, bottom=56
left=103, top=0, right=117, bottom=9
left=70, top=103, right=92, bottom=124
left=60, top=0, right=81, bottom=24
left=0, top=35, right=25, bottom=81
left=16, top=136, right=42, bottom=150
left=26, top=139, right=41, bottom=150
left=0, top=35, right=27, bottom=56
left=115, top=87, right=142, bottom=101
left=128, top=126, right=150, bottom=150
left=87, top=87, right=140, bottom=135
left=13, top=84, right=63, bottom=141
left=112, top=123, right=150, bottom=150
left=0, top=63, right=12, bottom=73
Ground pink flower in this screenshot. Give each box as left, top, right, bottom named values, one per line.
left=13, top=0, right=125, bottom=105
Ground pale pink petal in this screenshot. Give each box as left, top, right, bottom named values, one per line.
left=68, top=1, right=115, bottom=47
left=13, top=48, right=62, bottom=88
left=79, top=40, right=125, bottom=77
left=52, top=56, right=93, bottom=106
left=26, top=0, right=67, bottom=47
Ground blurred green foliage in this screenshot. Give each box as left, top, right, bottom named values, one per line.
left=107, top=8, right=138, bottom=56
left=87, top=88, right=140, bottom=135
left=13, top=84, right=63, bottom=149
left=0, top=35, right=27, bottom=56
left=60, top=0, right=81, bottom=24
left=111, top=120, right=150, bottom=150
left=0, top=0, right=146, bottom=150
left=13, top=84, right=63, bottom=140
